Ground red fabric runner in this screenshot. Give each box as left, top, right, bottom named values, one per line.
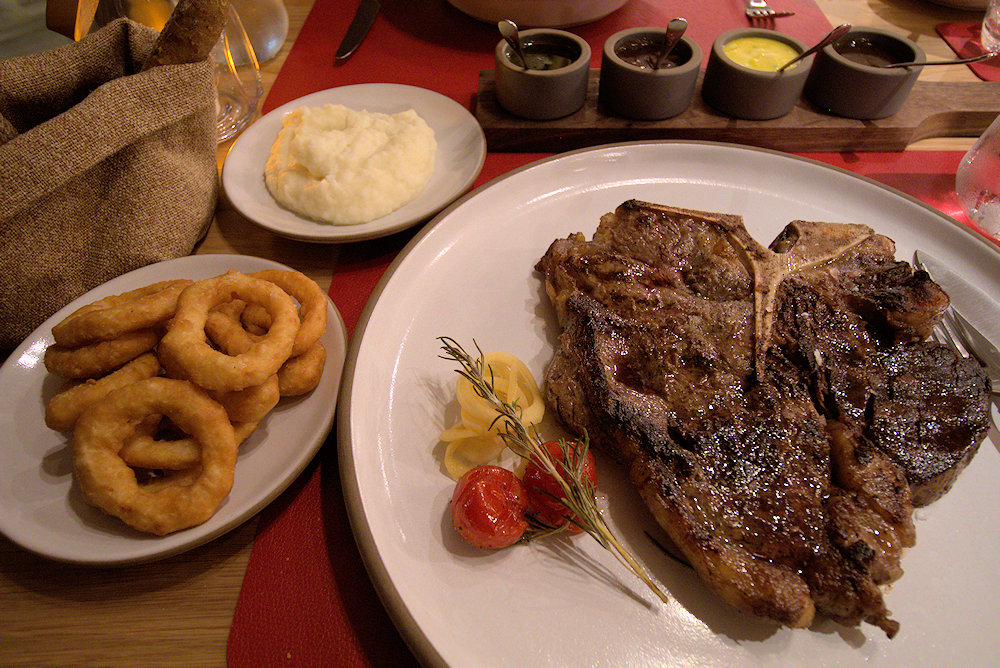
left=227, top=2, right=979, bottom=665
left=261, top=0, right=833, bottom=114
left=936, top=21, right=1000, bottom=81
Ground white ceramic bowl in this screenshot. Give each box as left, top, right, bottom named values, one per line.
left=445, top=0, right=629, bottom=27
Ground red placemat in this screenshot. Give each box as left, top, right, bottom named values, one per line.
left=936, top=21, right=1000, bottom=81
left=262, top=0, right=834, bottom=115
left=227, top=2, right=988, bottom=666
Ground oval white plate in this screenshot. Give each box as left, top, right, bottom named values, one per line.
left=0, top=255, right=347, bottom=566
left=444, top=0, right=628, bottom=27
left=222, top=84, right=487, bottom=243
left=923, top=0, right=988, bottom=9
left=339, top=142, right=1000, bottom=667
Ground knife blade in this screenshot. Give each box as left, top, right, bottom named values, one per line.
left=335, top=0, right=380, bottom=61
left=915, top=249, right=1000, bottom=366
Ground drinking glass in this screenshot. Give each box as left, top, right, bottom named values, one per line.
left=230, top=0, right=289, bottom=64
left=982, top=0, right=1000, bottom=52
left=91, top=0, right=262, bottom=142
left=956, top=113, right=1000, bottom=235
left=213, top=5, right=263, bottom=142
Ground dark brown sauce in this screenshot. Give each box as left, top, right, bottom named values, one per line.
left=615, top=37, right=685, bottom=69
left=833, top=36, right=901, bottom=67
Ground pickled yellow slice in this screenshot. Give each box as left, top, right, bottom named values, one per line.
left=440, top=352, right=544, bottom=480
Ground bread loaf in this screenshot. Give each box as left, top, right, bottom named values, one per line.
left=141, top=0, right=227, bottom=70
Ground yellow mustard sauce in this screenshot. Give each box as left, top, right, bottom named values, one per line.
left=723, top=36, right=800, bottom=71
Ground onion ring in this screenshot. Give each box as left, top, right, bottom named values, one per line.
left=211, top=374, right=280, bottom=423
left=72, top=377, right=237, bottom=535
left=43, top=328, right=159, bottom=379
left=159, top=271, right=299, bottom=391
left=240, top=313, right=269, bottom=336
left=121, top=420, right=258, bottom=470
left=51, top=279, right=192, bottom=347
left=119, top=420, right=258, bottom=471
left=204, top=299, right=261, bottom=356
left=45, top=352, right=161, bottom=431
left=277, top=342, right=327, bottom=396
left=247, top=270, right=328, bottom=357
left=204, top=299, right=325, bottom=397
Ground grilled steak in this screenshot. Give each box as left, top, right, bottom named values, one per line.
left=536, top=200, right=990, bottom=637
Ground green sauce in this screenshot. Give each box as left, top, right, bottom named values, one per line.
left=509, top=39, right=580, bottom=71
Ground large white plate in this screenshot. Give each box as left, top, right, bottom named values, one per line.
left=222, top=84, right=487, bottom=243
left=339, top=142, right=1000, bottom=666
left=922, top=0, right=988, bottom=9
left=0, top=254, right=347, bottom=565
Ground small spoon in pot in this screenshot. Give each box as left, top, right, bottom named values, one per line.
left=652, top=17, right=688, bottom=70
left=498, top=19, right=530, bottom=69
left=880, top=50, right=999, bottom=68
left=778, top=23, right=852, bottom=72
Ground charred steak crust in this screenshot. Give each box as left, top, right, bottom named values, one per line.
left=536, top=200, right=990, bottom=637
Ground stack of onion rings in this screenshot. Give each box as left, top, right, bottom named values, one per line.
left=159, top=271, right=300, bottom=391
left=202, top=270, right=329, bottom=397
left=42, top=268, right=330, bottom=535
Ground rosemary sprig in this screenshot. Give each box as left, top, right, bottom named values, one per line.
left=438, top=336, right=670, bottom=604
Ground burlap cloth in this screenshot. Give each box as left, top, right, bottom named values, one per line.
left=0, top=18, right=217, bottom=351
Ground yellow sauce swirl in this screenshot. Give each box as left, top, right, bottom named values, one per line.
left=723, top=36, right=800, bottom=71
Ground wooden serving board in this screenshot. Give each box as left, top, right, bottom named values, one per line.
left=475, top=69, right=1000, bottom=152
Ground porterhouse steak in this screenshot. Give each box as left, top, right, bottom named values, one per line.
left=536, top=200, right=990, bottom=637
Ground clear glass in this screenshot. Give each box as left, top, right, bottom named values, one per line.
left=91, top=0, right=262, bottom=143
left=982, top=0, right=1000, bottom=52
left=229, top=0, right=289, bottom=64
left=956, top=113, right=1000, bottom=236
left=213, top=6, right=263, bottom=142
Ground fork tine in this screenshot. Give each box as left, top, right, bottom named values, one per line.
left=745, top=9, right=795, bottom=24
left=937, top=310, right=969, bottom=356
left=933, top=308, right=1000, bottom=393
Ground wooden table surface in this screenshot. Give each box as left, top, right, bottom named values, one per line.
left=0, top=0, right=989, bottom=665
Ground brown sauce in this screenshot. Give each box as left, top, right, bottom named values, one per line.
left=615, top=37, right=685, bottom=69
left=833, top=36, right=901, bottom=67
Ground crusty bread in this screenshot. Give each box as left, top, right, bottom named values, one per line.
left=141, top=0, right=227, bottom=70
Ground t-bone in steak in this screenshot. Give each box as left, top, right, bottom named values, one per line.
left=536, top=200, right=991, bottom=637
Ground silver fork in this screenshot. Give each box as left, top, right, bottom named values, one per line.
left=913, top=256, right=1000, bottom=394
left=745, top=0, right=795, bottom=24
left=933, top=308, right=1000, bottom=393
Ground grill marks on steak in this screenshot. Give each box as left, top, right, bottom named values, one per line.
left=536, top=200, right=990, bottom=637
left=768, top=243, right=990, bottom=506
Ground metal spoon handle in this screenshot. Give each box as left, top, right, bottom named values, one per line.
left=653, top=17, right=688, bottom=70
left=778, top=23, right=852, bottom=72
left=498, top=19, right=529, bottom=69
left=881, top=51, right=999, bottom=68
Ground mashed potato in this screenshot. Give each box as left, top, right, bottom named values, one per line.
left=264, top=104, right=436, bottom=225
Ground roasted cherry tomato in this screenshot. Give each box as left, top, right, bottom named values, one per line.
left=451, top=465, right=529, bottom=549
left=523, top=440, right=597, bottom=534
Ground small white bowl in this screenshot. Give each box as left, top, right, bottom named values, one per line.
left=494, top=28, right=591, bottom=119
left=446, top=0, right=628, bottom=27
left=598, top=28, right=702, bottom=120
